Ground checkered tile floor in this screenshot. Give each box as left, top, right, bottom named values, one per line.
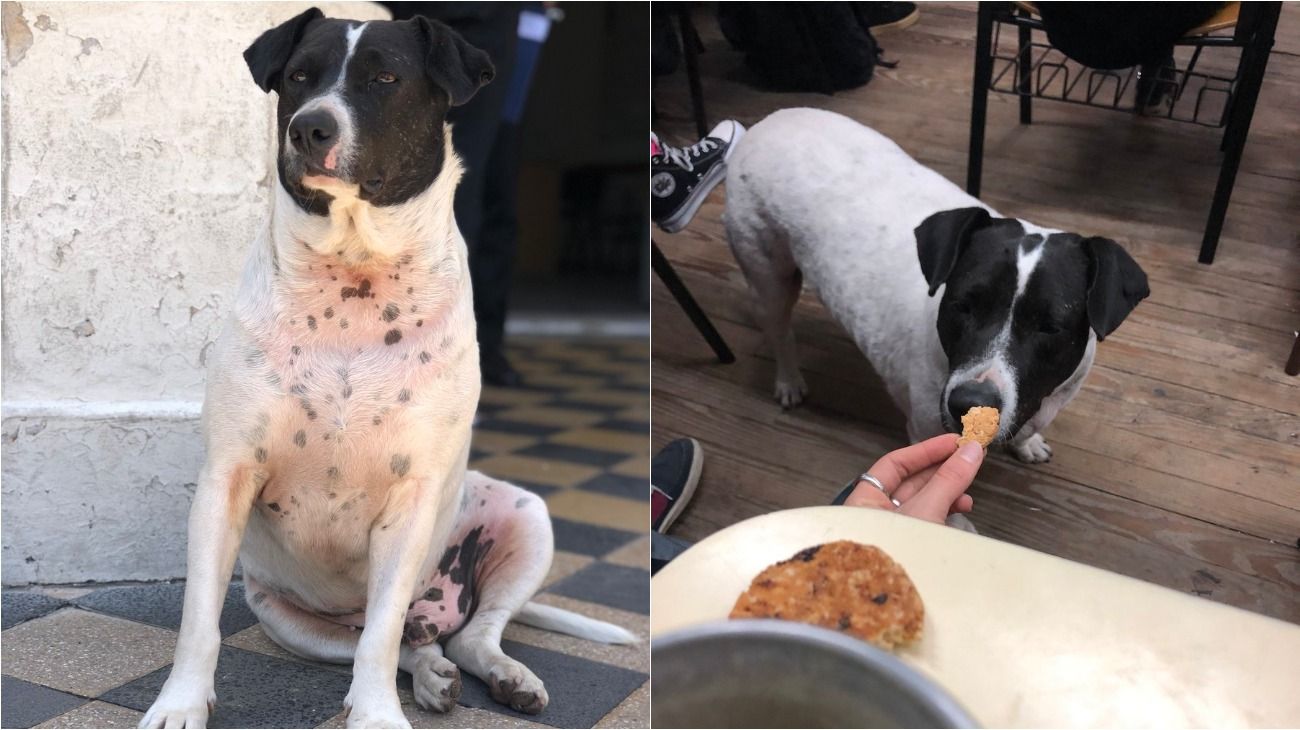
left=1, top=337, right=649, bottom=729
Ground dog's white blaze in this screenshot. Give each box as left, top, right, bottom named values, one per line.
left=1015, top=238, right=1046, bottom=299
left=339, top=22, right=369, bottom=86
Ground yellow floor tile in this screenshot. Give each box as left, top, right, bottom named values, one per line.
left=610, top=455, right=650, bottom=479
left=491, top=406, right=607, bottom=428
left=471, top=430, right=540, bottom=454
left=545, top=490, right=648, bottom=533
left=550, top=428, right=648, bottom=456
left=470, top=453, right=599, bottom=488
left=603, top=535, right=650, bottom=570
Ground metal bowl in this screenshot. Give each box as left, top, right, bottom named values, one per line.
left=652, top=620, right=977, bottom=729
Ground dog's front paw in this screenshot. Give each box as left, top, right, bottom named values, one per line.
left=1009, top=433, right=1053, bottom=463
left=343, top=689, right=411, bottom=729
left=410, top=650, right=462, bottom=714
left=488, top=660, right=548, bottom=715
left=773, top=375, right=807, bottom=409
left=139, top=678, right=216, bottom=729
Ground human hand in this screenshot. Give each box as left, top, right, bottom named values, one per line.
left=844, top=434, right=984, bottom=525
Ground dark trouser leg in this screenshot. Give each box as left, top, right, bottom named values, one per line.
left=473, top=123, right=522, bottom=365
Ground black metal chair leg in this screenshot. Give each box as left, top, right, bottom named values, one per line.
left=1198, top=4, right=1280, bottom=264
left=676, top=6, right=709, bottom=139
left=967, top=2, right=997, bottom=196
left=652, top=242, right=735, bottom=364
left=1017, top=10, right=1033, bottom=124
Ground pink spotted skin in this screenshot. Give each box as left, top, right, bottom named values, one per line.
left=205, top=173, right=483, bottom=621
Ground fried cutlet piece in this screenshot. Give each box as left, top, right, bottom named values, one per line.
left=729, top=540, right=924, bottom=650
left=957, top=406, right=999, bottom=448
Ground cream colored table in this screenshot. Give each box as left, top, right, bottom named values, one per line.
left=651, top=507, right=1300, bottom=728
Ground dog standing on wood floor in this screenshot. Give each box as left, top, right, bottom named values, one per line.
left=141, top=10, right=633, bottom=729
left=724, top=108, right=1149, bottom=463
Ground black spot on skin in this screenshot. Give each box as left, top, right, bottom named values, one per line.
left=872, top=593, right=889, bottom=605
left=327, top=466, right=339, bottom=479
left=439, top=335, right=454, bottom=351
left=290, top=384, right=306, bottom=395
left=385, top=329, right=402, bottom=346
left=441, top=526, right=495, bottom=616
left=515, top=497, right=530, bottom=509
left=307, top=315, right=317, bottom=330
left=339, top=318, right=349, bottom=329
left=400, top=254, right=413, bottom=266
left=391, top=453, right=411, bottom=477
left=372, top=415, right=382, bottom=426
left=294, top=430, right=306, bottom=448
left=323, top=306, right=334, bottom=319
left=403, top=614, right=438, bottom=645
left=423, top=587, right=444, bottom=602
left=255, top=447, right=267, bottom=463
left=438, top=545, right=460, bottom=574
left=439, top=605, right=445, bottom=612
left=419, top=351, right=431, bottom=364
left=340, top=279, right=373, bottom=301
left=407, top=287, right=414, bottom=295
left=480, top=499, right=486, bottom=507
left=253, top=592, right=267, bottom=605
left=289, top=495, right=299, bottom=505
left=291, top=345, right=301, bottom=356
left=328, top=492, right=337, bottom=499
left=398, top=389, right=411, bottom=403
left=267, top=502, right=280, bottom=512
left=300, top=398, right=317, bottom=420
left=382, top=303, right=400, bottom=322
left=342, top=385, right=353, bottom=399
left=416, top=320, right=423, bottom=327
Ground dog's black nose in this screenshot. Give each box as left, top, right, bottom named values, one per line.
left=948, top=381, right=1002, bottom=427
left=288, top=110, right=338, bottom=158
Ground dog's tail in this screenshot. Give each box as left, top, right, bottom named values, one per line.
left=513, top=601, right=639, bottom=645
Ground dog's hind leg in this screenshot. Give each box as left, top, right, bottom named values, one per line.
left=443, top=472, right=554, bottom=715
left=727, top=218, right=806, bottom=408
left=244, top=577, right=463, bottom=714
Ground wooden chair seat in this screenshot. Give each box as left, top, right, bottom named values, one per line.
left=1013, top=1, right=1240, bottom=37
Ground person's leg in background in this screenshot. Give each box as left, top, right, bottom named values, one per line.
left=381, top=2, right=522, bottom=386
left=474, top=4, right=552, bottom=386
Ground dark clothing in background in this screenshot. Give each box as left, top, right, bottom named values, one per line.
left=1036, top=2, right=1224, bottom=69
left=716, top=2, right=885, bottom=94
left=382, top=2, right=525, bottom=375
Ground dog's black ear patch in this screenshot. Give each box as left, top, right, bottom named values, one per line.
left=915, top=207, right=993, bottom=297
left=1084, top=237, right=1149, bottom=341
left=414, top=16, right=495, bottom=107
left=244, top=7, right=324, bottom=93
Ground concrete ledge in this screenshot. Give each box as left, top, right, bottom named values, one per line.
left=2, top=407, right=203, bottom=584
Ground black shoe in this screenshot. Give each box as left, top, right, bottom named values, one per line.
left=861, top=2, right=919, bottom=33
left=651, top=437, right=704, bottom=532
left=481, top=349, right=523, bottom=388
left=651, top=120, right=745, bottom=233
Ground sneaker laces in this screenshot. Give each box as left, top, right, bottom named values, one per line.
left=656, top=137, right=719, bottom=172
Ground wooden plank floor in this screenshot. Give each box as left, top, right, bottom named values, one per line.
left=651, top=3, right=1300, bottom=624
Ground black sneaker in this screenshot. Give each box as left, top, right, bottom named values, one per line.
left=651, top=437, right=704, bottom=532
left=861, top=2, right=919, bottom=33
left=651, top=120, right=745, bottom=233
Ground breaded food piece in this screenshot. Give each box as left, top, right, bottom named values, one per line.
left=957, top=406, right=999, bottom=448
left=729, top=540, right=924, bottom=650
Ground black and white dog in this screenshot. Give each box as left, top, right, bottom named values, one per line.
left=141, top=10, right=631, bottom=729
left=725, top=109, right=1149, bottom=462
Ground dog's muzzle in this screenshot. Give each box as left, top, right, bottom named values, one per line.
left=946, top=380, right=1002, bottom=430
left=289, top=110, right=340, bottom=173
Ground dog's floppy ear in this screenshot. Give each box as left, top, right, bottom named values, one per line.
left=244, top=7, right=324, bottom=93
left=1084, top=237, right=1149, bottom=341
left=915, top=207, right=993, bottom=297
left=415, top=17, right=495, bottom=107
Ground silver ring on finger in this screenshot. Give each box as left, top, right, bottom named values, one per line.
left=858, top=472, right=901, bottom=509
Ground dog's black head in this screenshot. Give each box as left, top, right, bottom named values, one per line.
left=244, top=8, right=494, bottom=215
left=916, top=207, right=1149, bottom=441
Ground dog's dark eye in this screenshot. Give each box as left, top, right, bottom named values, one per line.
left=289, top=70, right=308, bottom=83
left=376, top=72, right=397, bottom=84
left=1038, top=320, right=1062, bottom=335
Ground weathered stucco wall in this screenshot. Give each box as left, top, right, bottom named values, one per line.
left=2, top=1, right=390, bottom=584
